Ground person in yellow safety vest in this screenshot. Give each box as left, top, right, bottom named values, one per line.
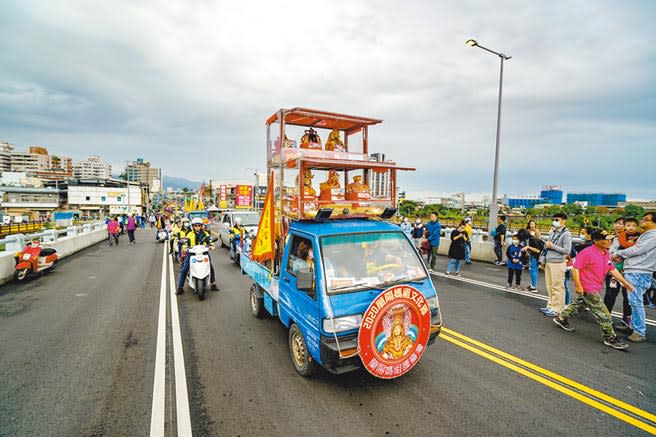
left=231, top=216, right=247, bottom=250
left=169, top=218, right=182, bottom=254
left=176, top=217, right=218, bottom=294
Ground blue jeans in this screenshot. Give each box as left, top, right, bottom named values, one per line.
left=493, top=240, right=503, bottom=263
left=529, top=256, right=539, bottom=288
left=624, top=272, right=652, bottom=337
left=564, top=270, right=571, bottom=305
left=447, top=258, right=461, bottom=273
left=464, top=242, right=472, bottom=263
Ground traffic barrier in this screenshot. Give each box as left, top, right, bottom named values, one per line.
left=0, top=223, right=108, bottom=285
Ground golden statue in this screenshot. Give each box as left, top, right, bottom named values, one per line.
left=295, top=169, right=316, bottom=197
left=319, top=170, right=344, bottom=201
left=300, top=128, right=322, bottom=149
left=324, top=129, right=345, bottom=152
left=382, top=306, right=414, bottom=360
left=346, top=175, right=370, bottom=194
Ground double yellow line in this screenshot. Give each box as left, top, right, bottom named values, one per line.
left=440, top=327, right=656, bottom=434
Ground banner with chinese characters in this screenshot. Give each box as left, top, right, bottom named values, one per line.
left=219, top=185, right=228, bottom=209
left=358, top=285, right=431, bottom=379
left=250, top=172, right=275, bottom=262
left=235, top=185, right=252, bottom=208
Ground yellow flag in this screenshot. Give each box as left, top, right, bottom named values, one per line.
left=251, top=172, right=275, bottom=262
left=198, top=197, right=204, bottom=211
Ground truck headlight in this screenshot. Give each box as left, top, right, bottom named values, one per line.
left=323, top=315, right=362, bottom=333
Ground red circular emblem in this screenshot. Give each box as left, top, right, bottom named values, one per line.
left=358, top=285, right=431, bottom=379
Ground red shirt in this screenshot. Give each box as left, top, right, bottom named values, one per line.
left=573, top=245, right=615, bottom=293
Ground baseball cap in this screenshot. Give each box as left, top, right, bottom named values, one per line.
left=591, top=230, right=613, bottom=241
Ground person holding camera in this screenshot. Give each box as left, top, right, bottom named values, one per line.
left=539, top=213, right=572, bottom=317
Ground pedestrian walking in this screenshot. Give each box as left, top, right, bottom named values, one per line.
left=446, top=223, right=468, bottom=276
left=149, top=213, right=156, bottom=229
left=505, top=234, right=523, bottom=289
left=539, top=213, right=572, bottom=317
left=411, top=219, right=425, bottom=251
left=492, top=215, right=507, bottom=265
left=524, top=220, right=543, bottom=292
left=425, top=213, right=442, bottom=272
left=126, top=213, right=138, bottom=244
left=463, top=217, right=473, bottom=264
left=612, top=211, right=656, bottom=342
left=108, top=217, right=120, bottom=246
left=553, top=230, right=633, bottom=350
left=400, top=217, right=412, bottom=239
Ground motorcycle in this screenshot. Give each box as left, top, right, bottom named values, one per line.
left=156, top=229, right=169, bottom=243
left=14, top=240, right=58, bottom=281
left=187, top=245, right=210, bottom=300
left=229, top=229, right=249, bottom=266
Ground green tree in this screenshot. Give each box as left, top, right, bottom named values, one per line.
left=399, top=200, right=421, bottom=218
left=182, top=187, right=189, bottom=193
left=623, top=204, right=645, bottom=218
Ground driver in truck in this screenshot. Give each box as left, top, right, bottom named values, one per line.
left=176, top=217, right=219, bottom=294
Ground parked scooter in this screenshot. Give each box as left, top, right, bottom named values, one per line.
left=14, top=239, right=58, bottom=281
left=156, top=229, right=169, bottom=243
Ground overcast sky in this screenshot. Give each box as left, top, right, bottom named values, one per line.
left=1, top=1, right=654, bottom=200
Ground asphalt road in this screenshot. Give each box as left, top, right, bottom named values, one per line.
left=1, top=229, right=654, bottom=436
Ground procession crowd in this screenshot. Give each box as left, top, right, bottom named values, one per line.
left=401, top=211, right=656, bottom=349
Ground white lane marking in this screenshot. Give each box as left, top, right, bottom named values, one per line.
left=169, top=254, right=192, bottom=436
left=150, top=245, right=167, bottom=436
left=432, top=271, right=656, bottom=327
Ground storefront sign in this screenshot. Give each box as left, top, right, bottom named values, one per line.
left=219, top=185, right=228, bottom=209
left=235, top=185, right=252, bottom=208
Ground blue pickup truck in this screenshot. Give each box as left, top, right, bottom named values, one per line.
left=242, top=218, right=442, bottom=378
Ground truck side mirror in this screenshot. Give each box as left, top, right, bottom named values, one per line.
left=296, top=269, right=315, bottom=297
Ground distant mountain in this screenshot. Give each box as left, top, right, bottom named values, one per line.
left=163, top=176, right=201, bottom=191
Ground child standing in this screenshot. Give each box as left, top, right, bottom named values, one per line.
left=553, top=230, right=634, bottom=350
left=506, top=234, right=523, bottom=289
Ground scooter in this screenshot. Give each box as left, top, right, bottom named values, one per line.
left=156, top=229, right=169, bottom=243
left=229, top=229, right=249, bottom=266
left=187, top=245, right=211, bottom=300
left=14, top=240, right=58, bottom=281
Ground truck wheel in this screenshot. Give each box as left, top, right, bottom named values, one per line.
left=249, top=284, right=265, bottom=318
left=288, top=323, right=318, bottom=377
left=14, top=268, right=29, bottom=281
left=196, top=278, right=206, bottom=301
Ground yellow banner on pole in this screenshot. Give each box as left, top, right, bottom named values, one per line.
left=251, top=172, right=275, bottom=263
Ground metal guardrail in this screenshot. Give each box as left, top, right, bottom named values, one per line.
left=0, top=221, right=106, bottom=252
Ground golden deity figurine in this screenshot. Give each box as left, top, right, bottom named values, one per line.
left=319, top=170, right=344, bottom=201
left=346, top=175, right=370, bottom=194
left=382, top=306, right=414, bottom=360
left=300, top=128, right=322, bottom=149
left=296, top=169, right=316, bottom=197
left=324, top=129, right=345, bottom=152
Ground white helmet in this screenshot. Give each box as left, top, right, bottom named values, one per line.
left=234, top=216, right=242, bottom=226
left=191, top=217, right=203, bottom=226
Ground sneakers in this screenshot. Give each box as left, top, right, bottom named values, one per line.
left=444, top=271, right=450, bottom=276
left=539, top=307, right=550, bottom=313
left=553, top=317, right=574, bottom=332
left=494, top=260, right=505, bottom=266
left=613, top=323, right=632, bottom=333
left=543, top=309, right=558, bottom=317
left=453, top=272, right=461, bottom=277
left=175, top=288, right=184, bottom=295
left=627, top=332, right=647, bottom=343
left=513, top=285, right=521, bottom=290
left=604, top=337, right=629, bottom=350
left=211, top=283, right=220, bottom=291
left=505, top=284, right=512, bottom=290
left=525, top=286, right=538, bottom=292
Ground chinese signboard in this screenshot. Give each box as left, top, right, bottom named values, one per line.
left=219, top=185, right=228, bottom=209
left=235, top=185, right=252, bottom=208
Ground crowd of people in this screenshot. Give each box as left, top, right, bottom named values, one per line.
left=401, top=211, right=656, bottom=349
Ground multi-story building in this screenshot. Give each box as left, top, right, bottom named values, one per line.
left=0, top=186, right=62, bottom=221
left=540, top=185, right=563, bottom=204
left=566, top=193, right=627, bottom=207
left=370, top=153, right=391, bottom=198
left=66, top=178, right=144, bottom=217
left=73, top=155, right=112, bottom=179
left=10, top=146, right=73, bottom=180
left=502, top=195, right=545, bottom=209
left=125, top=158, right=161, bottom=191
left=0, top=142, right=15, bottom=172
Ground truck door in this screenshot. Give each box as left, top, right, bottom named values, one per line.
left=280, top=233, right=321, bottom=361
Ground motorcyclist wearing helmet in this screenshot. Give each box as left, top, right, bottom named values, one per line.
left=169, top=217, right=182, bottom=254
left=176, top=217, right=219, bottom=294
left=231, top=216, right=247, bottom=252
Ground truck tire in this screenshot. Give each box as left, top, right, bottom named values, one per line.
left=288, top=323, right=318, bottom=377
left=249, top=284, right=265, bottom=318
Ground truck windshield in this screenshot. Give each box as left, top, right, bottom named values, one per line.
left=234, top=213, right=260, bottom=226
left=321, top=232, right=428, bottom=293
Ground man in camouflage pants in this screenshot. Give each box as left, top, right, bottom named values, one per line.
left=553, top=230, right=635, bottom=350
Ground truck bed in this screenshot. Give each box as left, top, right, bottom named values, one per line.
left=240, top=253, right=279, bottom=300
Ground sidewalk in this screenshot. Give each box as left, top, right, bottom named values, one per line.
left=429, top=254, right=656, bottom=322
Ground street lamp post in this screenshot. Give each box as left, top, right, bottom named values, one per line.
left=465, top=39, right=511, bottom=232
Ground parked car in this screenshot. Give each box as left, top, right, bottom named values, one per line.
left=217, top=210, right=260, bottom=248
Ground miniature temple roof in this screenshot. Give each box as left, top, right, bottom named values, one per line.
left=266, top=107, right=383, bottom=133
